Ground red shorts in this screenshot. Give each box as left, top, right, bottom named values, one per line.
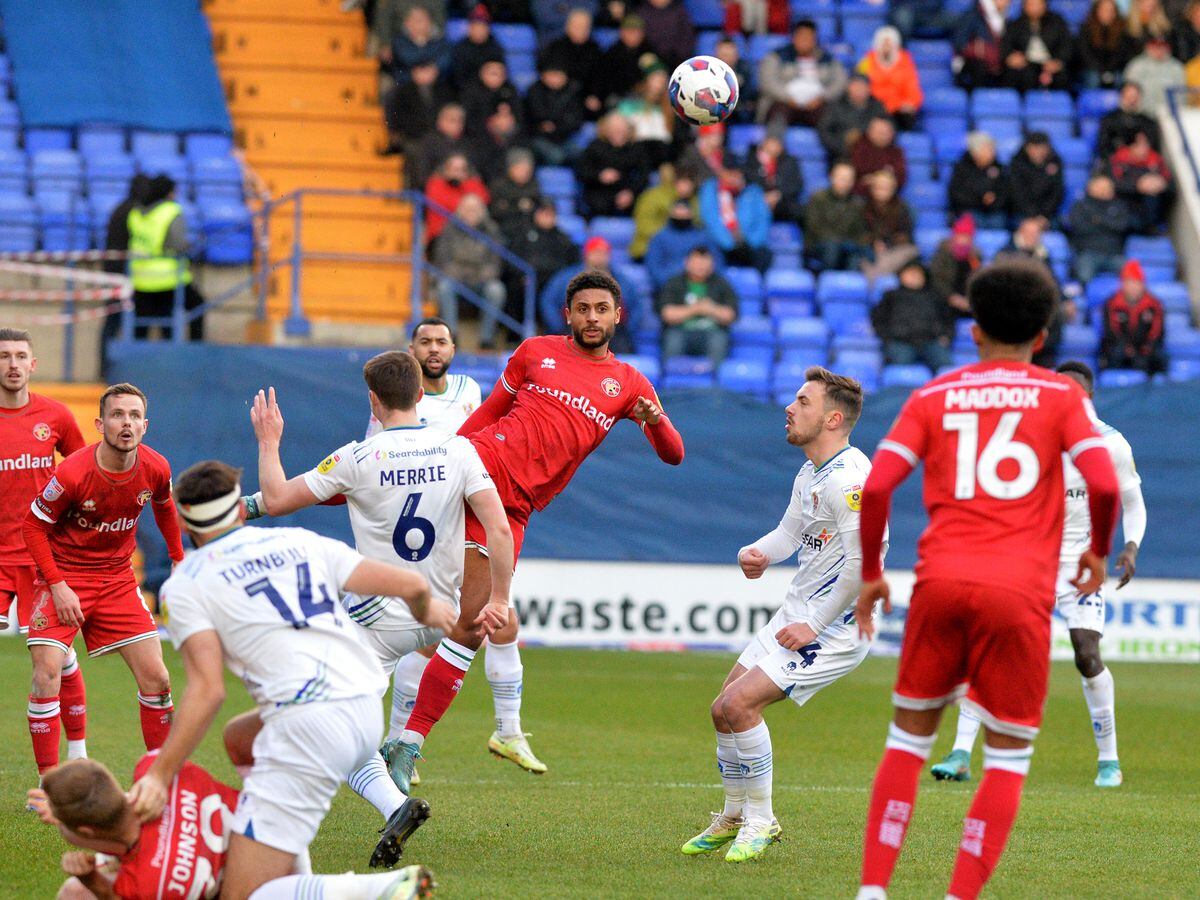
left=893, top=578, right=1052, bottom=740
left=464, top=436, right=533, bottom=567
left=0, top=564, right=40, bottom=632
left=26, top=570, right=158, bottom=658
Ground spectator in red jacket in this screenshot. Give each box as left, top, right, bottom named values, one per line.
left=425, top=153, right=490, bottom=245
left=1102, top=259, right=1168, bottom=374
left=1108, top=129, right=1173, bottom=233
left=850, top=115, right=907, bottom=195
left=857, top=26, right=923, bottom=130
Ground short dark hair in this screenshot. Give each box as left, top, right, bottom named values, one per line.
left=410, top=316, right=456, bottom=343
left=0, top=327, right=31, bottom=344
left=967, top=260, right=1057, bottom=346
left=794, top=17, right=816, bottom=32
left=805, top=366, right=864, bottom=430
left=688, top=245, right=712, bottom=257
left=565, top=269, right=622, bottom=307
left=363, top=350, right=422, bottom=411
left=1056, top=360, right=1095, bottom=393
left=99, top=382, right=148, bottom=417
left=174, top=459, right=243, bottom=506
left=42, top=759, right=127, bottom=833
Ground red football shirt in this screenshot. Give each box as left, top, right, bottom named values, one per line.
left=112, top=752, right=239, bottom=900
left=0, top=394, right=85, bottom=567
left=29, top=444, right=174, bottom=575
left=875, top=362, right=1105, bottom=599
left=468, top=335, right=663, bottom=510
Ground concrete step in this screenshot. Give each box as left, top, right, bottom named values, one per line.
left=211, top=18, right=367, bottom=66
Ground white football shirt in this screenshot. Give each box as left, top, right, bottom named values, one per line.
left=755, top=446, right=885, bottom=650
left=365, top=373, right=482, bottom=437
left=161, top=526, right=387, bottom=717
left=1060, top=419, right=1141, bottom=562
left=303, top=426, right=493, bottom=629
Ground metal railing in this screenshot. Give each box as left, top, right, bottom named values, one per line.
left=256, top=187, right=537, bottom=341
left=1167, top=87, right=1200, bottom=195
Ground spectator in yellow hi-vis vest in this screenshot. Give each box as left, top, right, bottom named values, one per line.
left=126, top=175, right=204, bottom=341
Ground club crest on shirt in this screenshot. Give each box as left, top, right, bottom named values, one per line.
left=81, top=499, right=96, bottom=512
left=41, top=477, right=64, bottom=501
left=842, top=483, right=863, bottom=512
left=601, top=377, right=621, bottom=398
left=317, top=453, right=340, bottom=474
left=32, top=422, right=51, bottom=441
left=811, top=491, right=819, bottom=513
left=137, top=489, right=153, bottom=507
left=30, top=590, right=49, bottom=631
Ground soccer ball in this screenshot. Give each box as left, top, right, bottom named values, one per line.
left=668, top=55, right=739, bottom=127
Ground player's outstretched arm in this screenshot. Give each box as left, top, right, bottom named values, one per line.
left=343, top=558, right=455, bottom=633
left=631, top=396, right=685, bottom=465
left=250, top=387, right=321, bottom=516
left=458, top=380, right=517, bottom=437
left=129, top=631, right=226, bottom=822
left=466, top=487, right=514, bottom=635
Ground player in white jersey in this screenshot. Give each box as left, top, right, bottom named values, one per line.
left=249, top=351, right=514, bottom=822
left=125, top=460, right=451, bottom=899
left=682, top=368, right=885, bottom=863
left=930, top=360, right=1146, bottom=789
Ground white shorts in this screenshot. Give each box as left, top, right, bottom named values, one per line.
left=736, top=609, right=870, bottom=708
left=1055, top=563, right=1107, bottom=633
left=232, top=694, right=381, bottom=855
left=354, top=621, right=444, bottom=670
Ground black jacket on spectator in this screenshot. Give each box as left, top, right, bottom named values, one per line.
left=636, top=0, right=696, bottom=72
left=468, top=132, right=530, bottom=184
left=948, top=154, right=1010, bottom=218
left=739, top=143, right=804, bottom=223
left=450, top=36, right=506, bottom=90
left=489, top=175, right=545, bottom=234
left=594, top=39, right=652, bottom=107
left=409, top=132, right=474, bottom=190
left=539, top=36, right=604, bottom=105
left=870, top=284, right=955, bottom=346
left=460, top=79, right=524, bottom=136
left=391, top=78, right=456, bottom=143
left=576, top=138, right=650, bottom=216
left=525, top=80, right=584, bottom=145
left=1097, top=108, right=1161, bottom=159
left=655, top=270, right=739, bottom=319
left=1007, top=146, right=1065, bottom=222
left=1068, top=194, right=1130, bottom=255
left=818, top=93, right=888, bottom=159
left=1077, top=23, right=1138, bottom=86
left=1174, top=22, right=1200, bottom=63
left=505, top=221, right=581, bottom=289
left=1000, top=11, right=1074, bottom=91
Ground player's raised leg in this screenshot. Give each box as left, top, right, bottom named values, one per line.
left=117, top=636, right=173, bottom=750
left=931, top=705, right=981, bottom=782
left=1070, top=627, right=1121, bottom=787
left=485, top=619, right=545, bottom=774
left=27, top=642, right=66, bottom=775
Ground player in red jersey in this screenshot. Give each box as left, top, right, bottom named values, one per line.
left=0, top=328, right=92, bottom=769
left=382, top=269, right=686, bottom=789
left=851, top=261, right=1120, bottom=900
left=22, top=383, right=186, bottom=775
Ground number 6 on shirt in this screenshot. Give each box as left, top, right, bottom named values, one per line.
left=391, top=492, right=436, bottom=562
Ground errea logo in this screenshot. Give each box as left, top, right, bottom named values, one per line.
left=541, top=357, right=556, bottom=370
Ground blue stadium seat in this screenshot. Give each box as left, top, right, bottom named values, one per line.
left=772, top=359, right=821, bottom=395
left=185, top=133, right=233, bottom=160
left=1165, top=327, right=1200, bottom=359
left=801, top=162, right=829, bottom=199
left=85, top=152, right=135, bottom=190
left=913, top=209, right=947, bottom=232
left=557, top=214, right=585, bottom=245
left=970, top=88, right=1021, bottom=120
left=661, top=355, right=715, bottom=390
left=897, top=131, right=933, bottom=166
left=974, top=117, right=1022, bottom=141
left=836, top=348, right=883, bottom=371
left=444, top=19, right=468, bottom=43
left=725, top=266, right=762, bottom=308
left=685, top=0, right=726, bottom=29
left=592, top=28, right=617, bottom=50
left=952, top=347, right=978, bottom=367
left=769, top=221, right=802, bottom=251
left=1086, top=273, right=1121, bottom=310
left=909, top=40, right=953, bottom=67
left=1096, top=369, right=1148, bottom=388
left=729, top=344, right=775, bottom=364
left=837, top=360, right=881, bottom=392
left=0, top=149, right=26, bottom=192
left=816, top=270, right=868, bottom=305
left=697, top=31, right=742, bottom=57
left=1026, top=119, right=1074, bottom=142
left=1022, top=91, right=1073, bottom=121
left=975, top=228, right=1009, bottom=261
left=904, top=180, right=946, bottom=212
left=1078, top=89, right=1119, bottom=120
left=833, top=332, right=881, bottom=353
left=916, top=67, right=953, bottom=89
left=882, top=363, right=933, bottom=387
left=1165, top=311, right=1192, bottom=336
left=727, top=124, right=765, bottom=156
left=492, top=24, right=536, bottom=53
left=777, top=316, right=830, bottom=349
left=822, top=301, right=869, bottom=333
left=0, top=194, right=38, bottom=251
left=1059, top=324, right=1099, bottom=355
left=915, top=226, right=947, bottom=259
left=784, top=127, right=823, bottom=161
left=841, top=19, right=882, bottom=53
left=30, top=150, right=83, bottom=193
left=868, top=274, right=898, bottom=304
left=730, top=315, right=775, bottom=347
left=192, top=156, right=242, bottom=191
left=198, top=201, right=253, bottom=265
left=747, top=34, right=789, bottom=64
left=1141, top=264, right=1174, bottom=284
left=622, top=354, right=662, bottom=381
left=718, top=358, right=771, bottom=397
left=39, top=194, right=93, bottom=251
left=933, top=130, right=968, bottom=163
left=588, top=217, right=635, bottom=250
left=1042, top=230, right=1070, bottom=265
left=25, top=128, right=72, bottom=153
left=768, top=298, right=815, bottom=319
left=131, top=131, right=180, bottom=158
left=78, top=126, right=126, bottom=156
left=1126, top=235, right=1176, bottom=269
left=536, top=166, right=576, bottom=199
left=765, top=268, right=815, bottom=301
left=1151, top=281, right=1190, bottom=315
left=924, top=86, right=968, bottom=117
left=1168, top=358, right=1200, bottom=381
left=1056, top=138, right=1092, bottom=167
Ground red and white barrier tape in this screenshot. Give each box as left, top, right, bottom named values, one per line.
left=3, top=297, right=133, bottom=326
left=0, top=254, right=134, bottom=325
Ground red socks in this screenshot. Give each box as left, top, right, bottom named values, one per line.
left=59, top=653, right=87, bottom=742
left=947, top=748, right=1031, bottom=900
left=403, top=640, right=476, bottom=740
left=28, top=694, right=61, bottom=774
left=138, top=691, right=174, bottom=749
left=861, top=724, right=935, bottom=891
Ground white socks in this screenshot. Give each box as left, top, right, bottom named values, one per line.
left=732, top=722, right=773, bottom=824
left=485, top=639, right=523, bottom=739
left=982, top=743, right=1034, bottom=776
left=885, top=722, right=937, bottom=761
left=952, top=706, right=982, bottom=756
left=347, top=753, right=405, bottom=819
left=715, top=730, right=745, bottom=819
left=248, top=872, right=407, bottom=900
left=67, top=739, right=87, bottom=760
left=388, top=652, right=429, bottom=741
left=1081, top=667, right=1118, bottom=761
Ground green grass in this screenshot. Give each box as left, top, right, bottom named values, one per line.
left=1, top=642, right=1198, bottom=898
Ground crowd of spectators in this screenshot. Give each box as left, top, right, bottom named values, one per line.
left=347, top=0, right=1196, bottom=374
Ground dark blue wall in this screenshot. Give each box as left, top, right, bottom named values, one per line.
left=108, top=342, right=1199, bottom=585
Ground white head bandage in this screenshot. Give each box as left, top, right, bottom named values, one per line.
left=177, top=483, right=243, bottom=534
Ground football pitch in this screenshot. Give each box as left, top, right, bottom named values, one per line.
left=1, top=643, right=1197, bottom=898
